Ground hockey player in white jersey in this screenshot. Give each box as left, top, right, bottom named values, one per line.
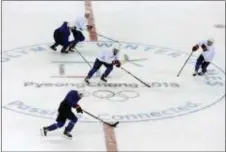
left=192, top=38, right=215, bottom=76
left=68, top=11, right=93, bottom=52
left=84, top=45, right=121, bottom=84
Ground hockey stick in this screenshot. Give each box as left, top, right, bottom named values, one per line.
left=74, top=49, right=92, bottom=67
left=121, top=54, right=146, bottom=67
left=89, top=31, right=119, bottom=43
left=74, top=48, right=101, bottom=77
left=83, top=110, right=119, bottom=127
left=177, top=51, right=193, bottom=77
left=120, top=67, right=151, bottom=88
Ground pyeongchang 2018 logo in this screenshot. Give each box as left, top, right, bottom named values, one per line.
left=2, top=41, right=225, bottom=123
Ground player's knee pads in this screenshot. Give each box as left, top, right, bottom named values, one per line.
left=78, top=32, right=85, bottom=41
left=80, top=36, right=85, bottom=41
left=201, top=63, right=205, bottom=68
left=71, top=117, right=78, bottom=123
left=106, top=66, right=113, bottom=72
left=195, top=59, right=203, bottom=66
left=109, top=66, right=113, bottom=70
left=57, top=121, right=65, bottom=128
left=201, top=62, right=209, bottom=70
left=93, top=60, right=102, bottom=69
left=195, top=62, right=201, bottom=71
left=93, top=64, right=101, bottom=70
left=195, top=62, right=200, bottom=67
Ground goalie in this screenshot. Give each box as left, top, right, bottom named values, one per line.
left=85, top=45, right=121, bottom=84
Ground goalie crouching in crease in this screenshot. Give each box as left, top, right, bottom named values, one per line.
left=84, top=45, right=121, bottom=84
left=41, top=90, right=83, bottom=139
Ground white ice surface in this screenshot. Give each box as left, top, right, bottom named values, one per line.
left=2, top=1, right=225, bottom=151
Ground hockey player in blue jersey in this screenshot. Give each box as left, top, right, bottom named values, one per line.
left=50, top=21, right=71, bottom=53
left=41, top=90, right=83, bottom=139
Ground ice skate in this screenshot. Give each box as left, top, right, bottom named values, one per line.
left=100, top=76, right=107, bottom=83
left=60, top=48, right=68, bottom=54
left=193, top=71, right=198, bottom=76
left=84, top=77, right=90, bottom=85
left=50, top=45, right=57, bottom=51
left=63, top=130, right=72, bottom=139
left=198, top=72, right=205, bottom=76
left=40, top=127, right=48, bottom=136
left=68, top=48, right=75, bottom=52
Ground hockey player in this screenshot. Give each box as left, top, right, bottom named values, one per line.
left=41, top=90, right=83, bottom=139
left=192, top=38, right=215, bottom=76
left=68, top=11, right=93, bottom=52
left=84, top=46, right=121, bottom=84
left=50, top=21, right=71, bottom=53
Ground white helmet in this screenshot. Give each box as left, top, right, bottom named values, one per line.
left=77, top=90, right=85, bottom=98
left=207, top=38, right=215, bottom=44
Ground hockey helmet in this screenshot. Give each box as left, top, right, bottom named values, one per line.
left=113, top=44, right=120, bottom=55
left=207, top=38, right=215, bottom=46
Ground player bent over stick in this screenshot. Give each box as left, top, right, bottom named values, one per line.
left=50, top=11, right=93, bottom=53
left=50, top=21, right=71, bottom=53
left=41, top=90, right=83, bottom=139
left=85, top=46, right=121, bottom=84
left=192, top=38, right=215, bottom=76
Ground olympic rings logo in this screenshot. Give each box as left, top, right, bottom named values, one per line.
left=92, top=90, right=140, bottom=102
left=77, top=89, right=140, bottom=102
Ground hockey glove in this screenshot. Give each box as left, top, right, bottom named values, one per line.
left=75, top=105, right=83, bottom=114
left=87, top=25, right=93, bottom=30
left=113, top=60, right=121, bottom=68
left=192, top=45, right=199, bottom=52
left=201, top=44, right=207, bottom=52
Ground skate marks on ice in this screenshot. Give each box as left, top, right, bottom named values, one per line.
left=2, top=41, right=225, bottom=123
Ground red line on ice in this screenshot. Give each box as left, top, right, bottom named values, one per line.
left=84, top=1, right=119, bottom=152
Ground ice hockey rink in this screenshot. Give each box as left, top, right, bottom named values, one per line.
left=2, top=1, right=225, bottom=151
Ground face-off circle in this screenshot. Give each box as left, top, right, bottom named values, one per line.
left=2, top=41, right=225, bottom=123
